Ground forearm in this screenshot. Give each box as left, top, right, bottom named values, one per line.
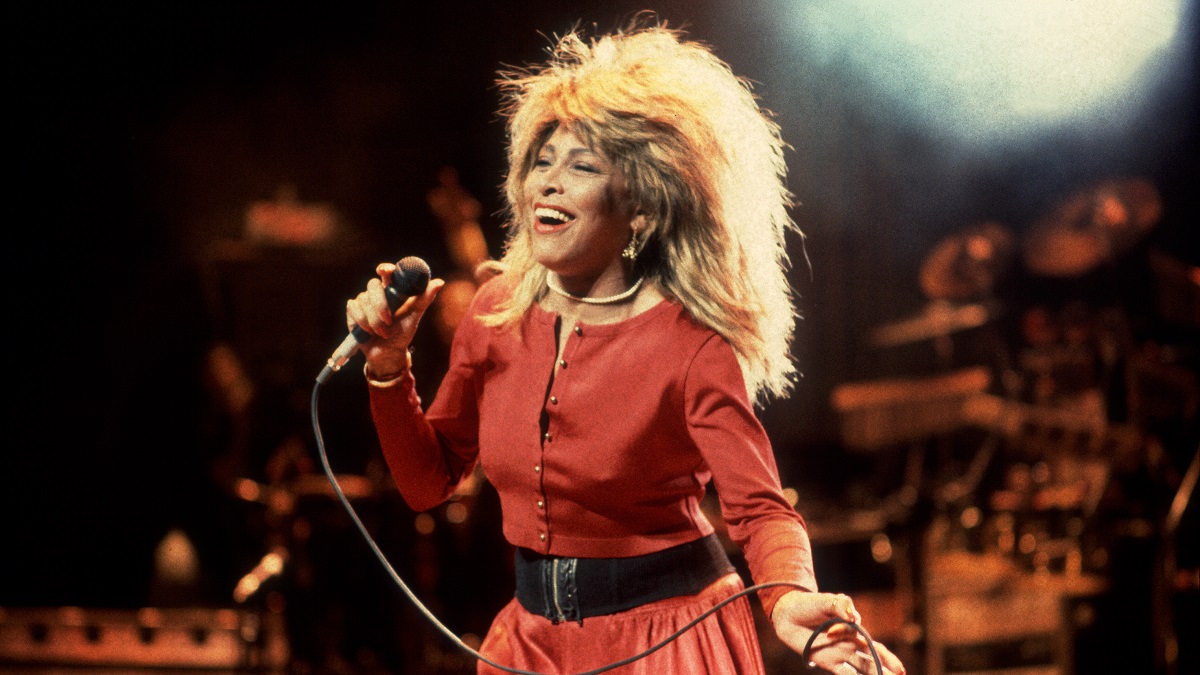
left=368, top=370, right=475, bottom=512
left=735, top=514, right=819, bottom=617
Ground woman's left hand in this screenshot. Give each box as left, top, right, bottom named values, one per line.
left=771, top=590, right=905, bottom=675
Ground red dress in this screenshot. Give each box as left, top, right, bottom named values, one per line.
left=480, top=574, right=763, bottom=674
left=368, top=278, right=817, bottom=673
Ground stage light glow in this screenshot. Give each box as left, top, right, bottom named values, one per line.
left=154, top=528, right=200, bottom=584
left=446, top=501, right=470, bottom=524
left=781, top=0, right=1185, bottom=141
left=415, top=512, right=436, bottom=536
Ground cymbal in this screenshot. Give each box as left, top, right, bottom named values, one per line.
left=1023, top=226, right=1108, bottom=277
left=1023, top=177, right=1161, bottom=277
left=920, top=221, right=1015, bottom=301
left=871, top=300, right=992, bottom=347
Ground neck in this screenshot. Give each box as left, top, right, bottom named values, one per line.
left=546, top=270, right=643, bottom=305
left=546, top=264, right=640, bottom=301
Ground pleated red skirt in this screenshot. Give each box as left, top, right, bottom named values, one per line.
left=477, top=573, right=765, bottom=675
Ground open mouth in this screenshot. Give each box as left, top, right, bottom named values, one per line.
left=534, top=206, right=575, bottom=232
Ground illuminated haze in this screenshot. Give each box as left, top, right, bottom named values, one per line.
left=779, top=0, right=1185, bottom=143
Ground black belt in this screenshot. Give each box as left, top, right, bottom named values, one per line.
left=514, top=533, right=736, bottom=624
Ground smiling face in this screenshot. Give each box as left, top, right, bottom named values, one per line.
left=522, top=125, right=639, bottom=291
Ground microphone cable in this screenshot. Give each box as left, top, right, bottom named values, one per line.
left=311, top=376, right=885, bottom=675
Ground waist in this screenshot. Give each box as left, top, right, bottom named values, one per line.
left=514, top=533, right=735, bottom=624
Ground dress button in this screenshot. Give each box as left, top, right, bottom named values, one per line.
left=574, top=325, right=583, bottom=336
left=534, top=465, right=541, bottom=473
left=559, top=359, right=568, bottom=368
left=550, top=396, right=558, bottom=405
left=543, top=433, right=552, bottom=442
left=539, top=532, right=546, bottom=541
left=537, top=500, right=545, bottom=509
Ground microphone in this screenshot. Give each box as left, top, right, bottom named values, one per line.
left=318, top=256, right=431, bottom=384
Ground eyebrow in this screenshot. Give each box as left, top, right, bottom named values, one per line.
left=540, top=144, right=601, bottom=161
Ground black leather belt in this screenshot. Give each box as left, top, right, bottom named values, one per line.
left=514, top=533, right=735, bottom=624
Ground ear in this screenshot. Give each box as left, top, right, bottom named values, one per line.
left=630, top=213, right=648, bottom=237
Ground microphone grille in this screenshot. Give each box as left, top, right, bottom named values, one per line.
left=393, top=256, right=431, bottom=294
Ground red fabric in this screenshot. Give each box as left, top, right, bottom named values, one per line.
left=368, top=278, right=816, bottom=616
left=478, top=574, right=764, bottom=675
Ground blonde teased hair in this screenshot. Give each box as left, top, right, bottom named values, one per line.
left=485, top=22, right=800, bottom=404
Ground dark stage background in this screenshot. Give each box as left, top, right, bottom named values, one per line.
left=6, top=2, right=1198, bottom=674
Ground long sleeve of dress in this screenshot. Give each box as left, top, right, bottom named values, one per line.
left=684, top=334, right=818, bottom=617
left=367, top=293, right=490, bottom=513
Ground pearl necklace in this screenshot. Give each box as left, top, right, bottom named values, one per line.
left=545, top=272, right=644, bottom=305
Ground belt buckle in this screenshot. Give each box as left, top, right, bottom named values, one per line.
left=544, top=557, right=582, bottom=625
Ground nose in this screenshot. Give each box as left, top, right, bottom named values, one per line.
left=538, top=164, right=563, bottom=196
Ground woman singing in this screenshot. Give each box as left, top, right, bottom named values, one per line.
left=346, top=22, right=904, bottom=675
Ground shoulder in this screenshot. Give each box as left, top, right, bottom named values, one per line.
left=663, top=301, right=732, bottom=356
left=643, top=301, right=743, bottom=385
left=441, top=276, right=516, bottom=363
left=456, top=273, right=526, bottom=334
left=670, top=309, right=750, bottom=408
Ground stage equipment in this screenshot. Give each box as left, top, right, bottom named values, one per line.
left=826, top=366, right=997, bottom=666
left=920, top=221, right=1015, bottom=302
left=1022, top=177, right=1162, bottom=278
left=922, top=547, right=1107, bottom=675
left=870, top=301, right=993, bottom=349
left=843, top=162, right=1187, bottom=672
left=832, top=367, right=993, bottom=453
left=0, top=606, right=288, bottom=671
left=1147, top=248, right=1200, bottom=331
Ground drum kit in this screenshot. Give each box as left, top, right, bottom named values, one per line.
left=857, top=174, right=1178, bottom=519
left=836, top=176, right=1198, bottom=674
left=853, top=175, right=1169, bottom=451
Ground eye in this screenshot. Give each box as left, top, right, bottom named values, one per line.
left=573, top=162, right=599, bottom=173
left=533, top=157, right=551, bottom=168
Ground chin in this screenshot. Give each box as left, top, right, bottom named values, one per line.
left=530, top=244, right=568, bottom=271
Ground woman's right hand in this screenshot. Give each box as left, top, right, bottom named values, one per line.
left=345, top=261, right=444, bottom=378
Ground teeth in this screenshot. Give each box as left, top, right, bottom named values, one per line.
left=535, top=207, right=574, bottom=224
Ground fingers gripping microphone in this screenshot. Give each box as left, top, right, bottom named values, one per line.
left=317, top=256, right=430, bottom=384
